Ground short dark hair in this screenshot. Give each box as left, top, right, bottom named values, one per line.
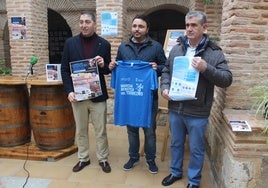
left=132, top=14, right=150, bottom=28
left=80, top=11, right=96, bottom=22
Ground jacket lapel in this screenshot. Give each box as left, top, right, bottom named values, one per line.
left=91, top=37, right=102, bottom=57
left=74, top=35, right=84, bottom=59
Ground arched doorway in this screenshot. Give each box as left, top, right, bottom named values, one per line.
left=2, top=22, right=11, bottom=68
left=147, top=9, right=186, bottom=46
left=47, top=9, right=72, bottom=64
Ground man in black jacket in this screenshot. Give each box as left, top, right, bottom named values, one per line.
left=61, top=11, right=111, bottom=173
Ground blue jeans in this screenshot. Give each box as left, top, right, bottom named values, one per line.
left=169, top=111, right=208, bottom=186
left=127, top=97, right=158, bottom=161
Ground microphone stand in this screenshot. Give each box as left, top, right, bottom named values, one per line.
left=24, top=64, right=35, bottom=81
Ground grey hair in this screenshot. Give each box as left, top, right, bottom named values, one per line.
left=185, top=11, right=207, bottom=25
left=80, top=11, right=96, bottom=22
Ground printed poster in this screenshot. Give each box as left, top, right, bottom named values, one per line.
left=11, top=16, right=27, bottom=39
left=230, top=120, right=252, bottom=132
left=169, top=56, right=199, bottom=101
left=101, top=12, right=118, bottom=37
left=70, top=59, right=102, bottom=101
left=163, top=30, right=185, bottom=57
left=46, top=64, right=62, bottom=82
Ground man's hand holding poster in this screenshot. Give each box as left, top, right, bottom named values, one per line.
left=70, top=59, right=102, bottom=101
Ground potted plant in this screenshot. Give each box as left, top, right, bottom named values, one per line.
left=248, top=84, right=268, bottom=135
left=0, top=59, right=12, bottom=75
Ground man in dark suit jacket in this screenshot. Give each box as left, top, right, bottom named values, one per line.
left=61, top=10, right=111, bottom=173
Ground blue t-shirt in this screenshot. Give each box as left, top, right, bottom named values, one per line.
left=110, top=60, right=158, bottom=128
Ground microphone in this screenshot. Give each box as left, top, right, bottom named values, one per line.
left=24, top=56, right=38, bottom=81
left=28, top=56, right=38, bottom=75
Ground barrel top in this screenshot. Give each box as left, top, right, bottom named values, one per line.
left=0, top=76, right=26, bottom=85
left=27, top=78, right=63, bottom=85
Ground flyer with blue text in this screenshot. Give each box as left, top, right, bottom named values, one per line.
left=169, top=56, right=199, bottom=101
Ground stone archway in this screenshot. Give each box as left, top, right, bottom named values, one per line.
left=48, top=8, right=72, bottom=64
left=0, top=0, right=10, bottom=68
left=147, top=9, right=186, bottom=46
left=125, top=0, right=193, bottom=45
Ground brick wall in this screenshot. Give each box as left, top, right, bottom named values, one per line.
left=96, top=0, right=125, bottom=59
left=1, top=0, right=263, bottom=149
left=204, top=1, right=268, bottom=187
left=2, top=0, right=268, bottom=187
left=6, top=0, right=48, bottom=77
left=220, top=0, right=268, bottom=109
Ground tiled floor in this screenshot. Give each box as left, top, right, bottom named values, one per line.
left=0, top=124, right=214, bottom=188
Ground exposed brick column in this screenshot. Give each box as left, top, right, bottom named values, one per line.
left=95, top=0, right=127, bottom=123
left=206, top=1, right=268, bottom=188
left=6, top=0, right=48, bottom=78
left=95, top=0, right=125, bottom=60
left=220, top=0, right=268, bottom=109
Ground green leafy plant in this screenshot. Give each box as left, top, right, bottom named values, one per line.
left=0, top=60, right=12, bottom=75
left=248, top=85, right=268, bottom=134
left=202, top=0, right=213, bottom=5
left=210, top=37, right=219, bottom=44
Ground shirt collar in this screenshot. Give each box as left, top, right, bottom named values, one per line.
left=185, top=35, right=207, bottom=54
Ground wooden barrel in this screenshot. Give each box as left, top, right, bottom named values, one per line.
left=0, top=84, right=31, bottom=147
left=29, top=84, right=75, bottom=150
